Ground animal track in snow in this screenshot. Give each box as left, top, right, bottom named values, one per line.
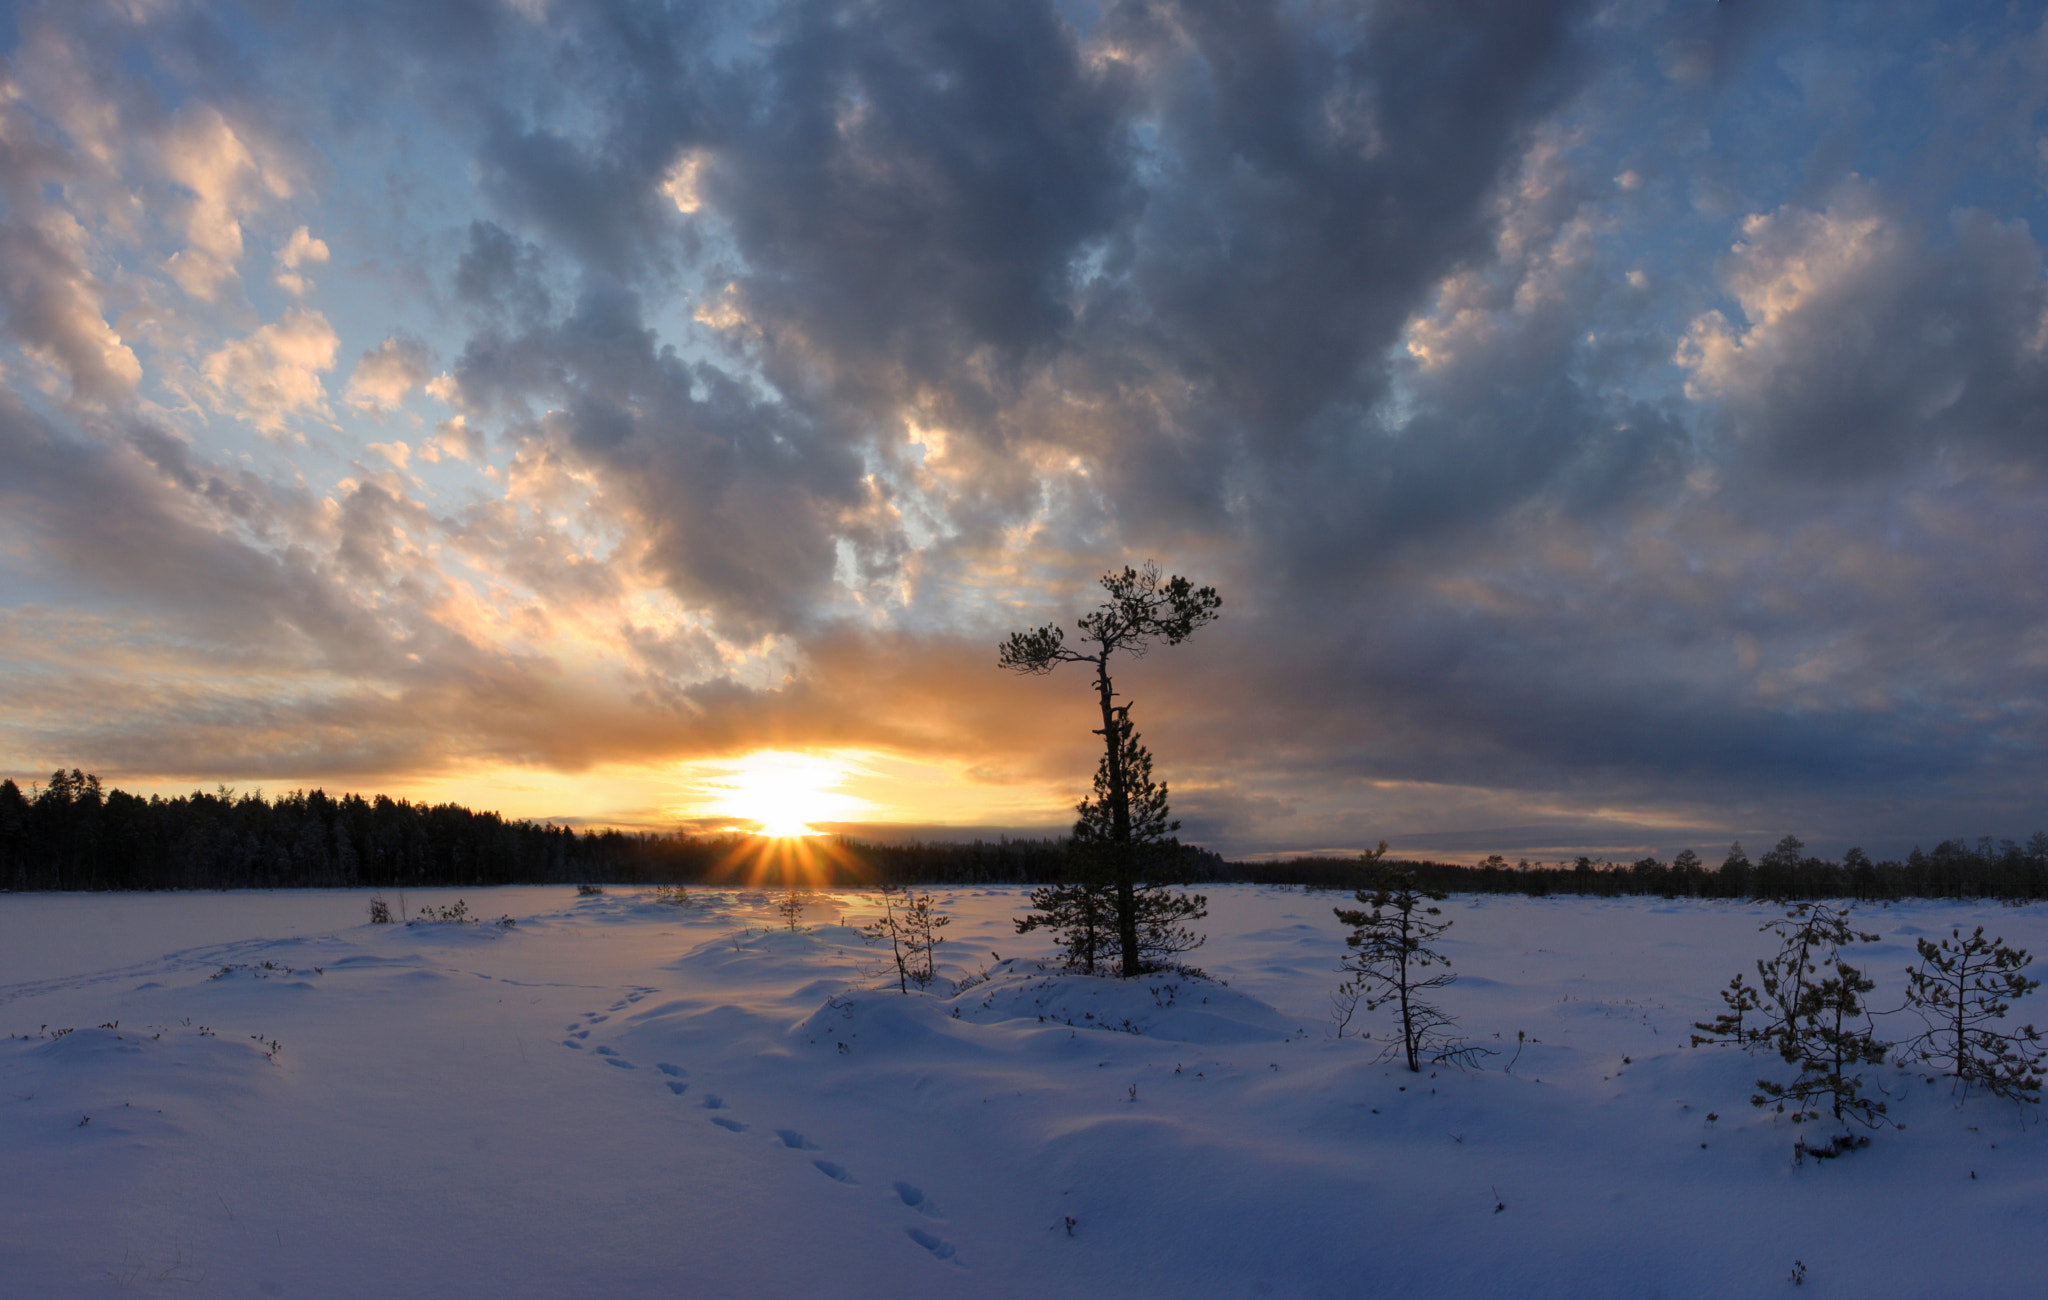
left=665, top=1081, right=689, bottom=1095
left=895, top=1183, right=939, bottom=1217
left=702, top=1094, right=725, bottom=1109
left=655, top=1063, right=686, bottom=1077
left=604, top=1057, right=635, bottom=1069
left=593, top=1045, right=618, bottom=1056
left=776, top=1129, right=817, bottom=1150
left=813, top=1160, right=853, bottom=1183
left=711, top=1116, right=748, bottom=1132
left=561, top=1039, right=581, bottom=1049
left=905, top=1228, right=959, bottom=1263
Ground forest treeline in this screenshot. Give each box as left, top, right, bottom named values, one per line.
left=0, top=770, right=1201, bottom=892
left=3, top=771, right=2045, bottom=900
left=1237, top=834, right=2048, bottom=902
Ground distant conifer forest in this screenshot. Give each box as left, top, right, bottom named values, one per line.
left=2, top=770, right=2045, bottom=900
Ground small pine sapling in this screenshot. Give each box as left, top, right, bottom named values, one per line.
left=778, top=887, right=811, bottom=931
left=865, top=886, right=950, bottom=992
left=901, top=891, right=950, bottom=989
left=866, top=886, right=912, bottom=992
left=1691, top=973, right=1763, bottom=1047
left=1333, top=850, right=1484, bottom=1070
left=1898, top=926, right=2045, bottom=1102
left=1747, top=904, right=1891, bottom=1134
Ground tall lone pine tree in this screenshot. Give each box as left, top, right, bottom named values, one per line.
left=1000, top=563, right=1220, bottom=978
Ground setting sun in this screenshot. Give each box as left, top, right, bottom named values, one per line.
left=693, top=751, right=868, bottom=837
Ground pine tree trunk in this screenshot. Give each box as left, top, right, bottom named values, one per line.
left=1093, top=657, right=1142, bottom=978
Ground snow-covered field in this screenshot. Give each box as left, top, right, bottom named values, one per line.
left=3, top=885, right=2043, bottom=1298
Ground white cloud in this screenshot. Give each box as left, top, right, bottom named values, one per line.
left=274, top=226, right=330, bottom=296
left=200, top=309, right=339, bottom=434
left=159, top=107, right=289, bottom=302
left=345, top=336, right=433, bottom=415
left=426, top=415, right=485, bottom=462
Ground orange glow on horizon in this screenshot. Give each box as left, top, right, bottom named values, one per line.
left=704, top=832, right=871, bottom=889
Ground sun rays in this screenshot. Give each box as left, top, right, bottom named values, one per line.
left=686, top=750, right=870, bottom=839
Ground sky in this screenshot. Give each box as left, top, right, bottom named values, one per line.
left=1, top=0, right=2046, bottom=863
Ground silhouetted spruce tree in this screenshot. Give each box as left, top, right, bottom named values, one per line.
left=1000, top=562, right=1220, bottom=978
left=1017, top=711, right=1206, bottom=974
left=1899, top=927, right=2045, bottom=1101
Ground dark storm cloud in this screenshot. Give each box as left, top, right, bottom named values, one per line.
left=453, top=221, right=554, bottom=322
left=693, top=0, right=1594, bottom=532
left=1684, top=191, right=2048, bottom=480
left=432, top=0, right=1595, bottom=555
left=449, top=282, right=872, bottom=633
left=708, top=0, right=1136, bottom=362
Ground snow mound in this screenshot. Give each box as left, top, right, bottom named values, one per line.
left=787, top=987, right=989, bottom=1059
left=945, top=962, right=1303, bottom=1044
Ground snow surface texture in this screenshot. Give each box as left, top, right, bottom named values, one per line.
left=2, top=886, right=2044, bottom=1297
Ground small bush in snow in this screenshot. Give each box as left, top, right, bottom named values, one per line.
left=368, top=896, right=392, bottom=924
left=1897, top=926, right=2044, bottom=1101
left=576, top=884, right=604, bottom=897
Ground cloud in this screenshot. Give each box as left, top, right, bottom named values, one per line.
left=0, top=85, right=141, bottom=404
left=8, top=0, right=2048, bottom=858
left=1678, top=184, right=2048, bottom=477
left=345, top=335, right=432, bottom=415
left=200, top=309, right=340, bottom=435
left=274, top=225, right=329, bottom=296
left=448, top=283, right=874, bottom=635
left=159, top=106, right=286, bottom=302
